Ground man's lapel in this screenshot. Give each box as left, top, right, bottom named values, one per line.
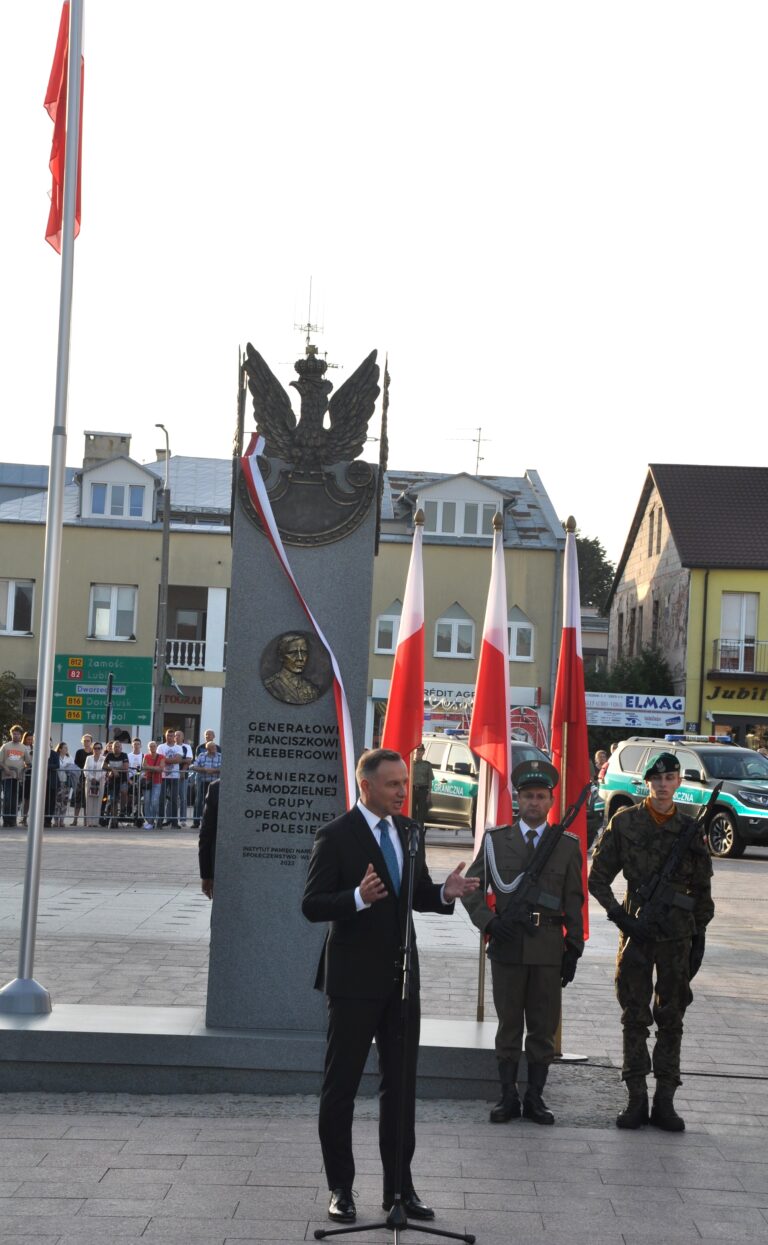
left=353, top=807, right=400, bottom=900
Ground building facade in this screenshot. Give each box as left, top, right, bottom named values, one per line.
left=607, top=464, right=768, bottom=747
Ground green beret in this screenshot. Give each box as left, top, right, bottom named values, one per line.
left=511, top=758, right=559, bottom=791
left=643, top=751, right=680, bottom=779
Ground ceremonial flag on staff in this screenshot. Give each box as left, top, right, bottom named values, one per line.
left=45, top=1, right=84, bottom=253
left=548, top=519, right=591, bottom=936
left=381, top=512, right=425, bottom=793
left=469, top=514, right=513, bottom=855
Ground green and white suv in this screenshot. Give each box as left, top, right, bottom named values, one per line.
left=599, top=734, right=768, bottom=858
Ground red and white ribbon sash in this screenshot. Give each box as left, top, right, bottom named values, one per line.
left=240, top=432, right=356, bottom=806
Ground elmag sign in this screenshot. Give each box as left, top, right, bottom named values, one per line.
left=586, top=691, right=685, bottom=730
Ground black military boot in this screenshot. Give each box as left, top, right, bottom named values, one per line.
left=616, top=1079, right=649, bottom=1129
left=489, top=1061, right=521, bottom=1124
left=522, top=1063, right=554, bottom=1125
left=650, top=1083, right=685, bottom=1132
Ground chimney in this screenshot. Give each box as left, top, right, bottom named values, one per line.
left=83, top=431, right=131, bottom=472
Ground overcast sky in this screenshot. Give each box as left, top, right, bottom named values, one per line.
left=2, top=2, right=766, bottom=564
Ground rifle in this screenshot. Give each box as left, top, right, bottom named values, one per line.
left=619, top=782, right=722, bottom=964
left=489, top=782, right=591, bottom=944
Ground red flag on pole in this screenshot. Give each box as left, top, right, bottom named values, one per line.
left=469, top=514, right=513, bottom=856
left=381, top=513, right=425, bottom=790
left=45, top=2, right=84, bottom=253
left=548, top=518, right=591, bottom=937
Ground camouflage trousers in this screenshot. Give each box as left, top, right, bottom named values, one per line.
left=615, top=935, right=693, bottom=1089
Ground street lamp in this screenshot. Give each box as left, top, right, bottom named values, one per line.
left=152, top=423, right=171, bottom=742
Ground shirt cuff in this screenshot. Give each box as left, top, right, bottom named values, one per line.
left=354, top=886, right=370, bottom=911
left=440, top=883, right=451, bottom=905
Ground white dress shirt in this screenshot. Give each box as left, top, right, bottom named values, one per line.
left=518, top=819, right=546, bottom=849
left=354, top=799, right=448, bottom=910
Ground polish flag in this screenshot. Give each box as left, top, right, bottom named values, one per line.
left=469, top=515, right=513, bottom=855
left=381, top=514, right=425, bottom=792
left=45, top=2, right=84, bottom=253
left=548, top=519, right=591, bottom=936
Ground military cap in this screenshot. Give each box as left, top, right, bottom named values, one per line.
left=511, top=758, right=559, bottom=791
left=643, top=751, right=680, bottom=779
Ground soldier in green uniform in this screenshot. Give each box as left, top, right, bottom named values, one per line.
left=411, top=745, right=434, bottom=826
left=462, top=759, right=584, bottom=1126
left=588, top=751, right=714, bottom=1132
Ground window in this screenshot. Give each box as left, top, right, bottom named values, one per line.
left=434, top=603, right=475, bottom=658
left=423, top=740, right=449, bottom=767
left=720, top=592, right=758, bottom=672
left=90, top=482, right=145, bottom=520
left=619, top=744, right=650, bottom=773
left=637, top=604, right=644, bottom=648
left=422, top=498, right=498, bottom=537
left=651, top=598, right=660, bottom=648
left=374, top=601, right=402, bottom=654
left=0, top=579, right=34, bottom=634
left=656, top=508, right=663, bottom=554
left=628, top=607, right=636, bottom=656
left=648, top=508, right=655, bottom=557
left=617, top=611, right=624, bottom=658
left=508, top=605, right=534, bottom=662
left=89, top=584, right=137, bottom=640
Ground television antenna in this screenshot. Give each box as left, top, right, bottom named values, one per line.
left=446, top=426, right=490, bottom=474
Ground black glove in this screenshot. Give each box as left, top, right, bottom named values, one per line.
left=487, top=916, right=517, bottom=943
left=607, top=902, right=652, bottom=944
left=689, top=932, right=705, bottom=979
left=561, top=946, right=579, bottom=988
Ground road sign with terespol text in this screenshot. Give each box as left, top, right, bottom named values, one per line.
left=52, top=654, right=153, bottom=724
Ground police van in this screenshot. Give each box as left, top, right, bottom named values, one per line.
left=599, top=734, right=768, bottom=858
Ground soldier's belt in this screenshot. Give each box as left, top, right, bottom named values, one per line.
left=528, top=912, right=564, bottom=927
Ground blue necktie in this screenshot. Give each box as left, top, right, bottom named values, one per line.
left=377, top=818, right=401, bottom=896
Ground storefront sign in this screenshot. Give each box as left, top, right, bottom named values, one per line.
left=585, top=691, right=685, bottom=729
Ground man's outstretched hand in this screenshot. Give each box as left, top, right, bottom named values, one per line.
left=443, top=863, right=480, bottom=902
left=359, top=862, right=389, bottom=905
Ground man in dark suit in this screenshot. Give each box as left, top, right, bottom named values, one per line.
left=198, top=778, right=219, bottom=899
left=302, top=748, right=479, bottom=1225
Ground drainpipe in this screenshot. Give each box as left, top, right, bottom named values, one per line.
left=697, top=570, right=709, bottom=730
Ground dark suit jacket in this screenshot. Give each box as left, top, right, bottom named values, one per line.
left=198, top=779, right=219, bottom=879
left=302, top=806, right=453, bottom=999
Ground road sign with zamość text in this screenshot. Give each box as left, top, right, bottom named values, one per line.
left=52, top=653, right=153, bottom=723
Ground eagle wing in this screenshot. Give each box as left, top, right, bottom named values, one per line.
left=243, top=344, right=296, bottom=460
left=325, top=349, right=380, bottom=464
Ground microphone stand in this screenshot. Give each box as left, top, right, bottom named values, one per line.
left=314, top=822, right=476, bottom=1244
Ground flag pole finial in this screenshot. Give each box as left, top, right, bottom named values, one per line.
left=414, top=508, right=425, bottom=526
left=492, top=511, right=503, bottom=532
left=564, top=515, right=577, bottom=533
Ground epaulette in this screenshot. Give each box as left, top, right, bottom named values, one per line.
left=487, top=824, right=512, bottom=834
left=563, top=830, right=579, bottom=841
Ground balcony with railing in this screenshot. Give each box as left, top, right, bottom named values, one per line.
left=709, top=638, right=768, bottom=679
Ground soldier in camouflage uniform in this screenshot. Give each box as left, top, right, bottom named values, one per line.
left=463, top=759, right=584, bottom=1126
left=588, top=751, right=714, bottom=1131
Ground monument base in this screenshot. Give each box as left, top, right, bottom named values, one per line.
left=0, top=1005, right=499, bottom=1097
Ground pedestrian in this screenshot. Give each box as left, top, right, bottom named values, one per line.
left=103, top=739, right=130, bottom=826
left=141, top=740, right=164, bottom=828
left=462, top=758, right=584, bottom=1126
left=191, top=739, right=222, bottom=827
left=71, top=734, right=93, bottom=827
left=301, top=747, right=479, bottom=1224
left=195, top=728, right=221, bottom=757
left=588, top=750, right=714, bottom=1131
left=0, top=725, right=30, bottom=827
left=175, top=730, right=193, bottom=826
left=157, top=728, right=181, bottom=825
left=410, top=744, right=434, bottom=826
left=594, top=749, right=609, bottom=781
left=83, top=743, right=106, bottom=826
left=198, top=777, right=219, bottom=899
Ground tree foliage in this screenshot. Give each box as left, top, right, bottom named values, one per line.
left=576, top=533, right=615, bottom=613
left=0, top=671, right=24, bottom=741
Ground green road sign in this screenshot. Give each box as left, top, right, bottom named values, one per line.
left=52, top=653, right=154, bottom=724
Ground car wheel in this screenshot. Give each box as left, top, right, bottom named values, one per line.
left=706, top=809, right=743, bottom=859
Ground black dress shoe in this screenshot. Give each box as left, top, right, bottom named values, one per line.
left=328, top=1188, right=356, bottom=1222
left=382, top=1191, right=435, bottom=1220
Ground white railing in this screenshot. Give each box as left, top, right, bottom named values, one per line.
left=166, top=639, right=206, bottom=669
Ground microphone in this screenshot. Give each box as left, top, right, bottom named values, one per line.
left=407, top=819, right=421, bottom=855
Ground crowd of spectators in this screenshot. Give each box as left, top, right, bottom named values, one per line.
left=0, top=726, right=222, bottom=830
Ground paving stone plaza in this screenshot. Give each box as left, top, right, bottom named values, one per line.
left=1, top=826, right=767, bottom=1243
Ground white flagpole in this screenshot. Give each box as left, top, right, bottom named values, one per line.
left=0, top=0, right=84, bottom=1015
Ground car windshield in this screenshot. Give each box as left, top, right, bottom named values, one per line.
left=702, top=750, right=768, bottom=781
left=513, top=744, right=547, bottom=763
